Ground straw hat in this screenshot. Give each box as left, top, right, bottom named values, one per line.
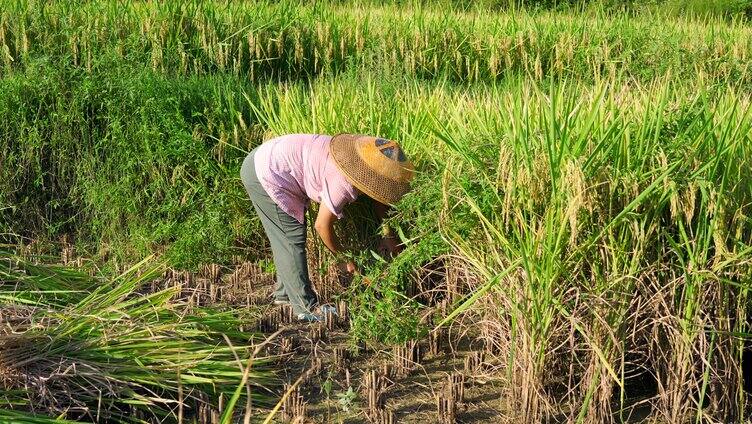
left=329, top=133, right=415, bottom=206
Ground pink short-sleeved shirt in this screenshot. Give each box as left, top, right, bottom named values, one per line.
left=253, top=134, right=358, bottom=224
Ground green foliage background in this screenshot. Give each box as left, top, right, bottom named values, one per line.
left=2, top=0, right=751, bottom=269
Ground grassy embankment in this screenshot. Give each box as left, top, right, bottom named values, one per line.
left=1, top=1, right=752, bottom=422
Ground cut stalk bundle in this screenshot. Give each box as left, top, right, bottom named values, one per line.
left=202, top=263, right=221, bottom=284
left=258, top=314, right=278, bottom=334
left=279, top=336, right=296, bottom=356
left=428, top=326, right=448, bottom=357
left=309, top=323, right=327, bottom=344
left=337, top=299, right=350, bottom=326
left=392, top=340, right=423, bottom=377
left=324, top=308, right=337, bottom=331
left=362, top=368, right=389, bottom=422
left=332, top=346, right=350, bottom=372
left=372, top=408, right=395, bottom=424
left=463, top=351, right=484, bottom=376
left=281, top=383, right=307, bottom=423
left=448, top=373, right=465, bottom=404
left=436, top=390, right=456, bottom=424
left=435, top=374, right=464, bottom=423
left=0, top=252, right=278, bottom=421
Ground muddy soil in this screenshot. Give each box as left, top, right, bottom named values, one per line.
left=153, top=262, right=652, bottom=423
left=254, top=303, right=508, bottom=424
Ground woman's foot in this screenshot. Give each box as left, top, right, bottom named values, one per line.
left=296, top=304, right=338, bottom=322
left=296, top=312, right=322, bottom=322
left=318, top=304, right=338, bottom=316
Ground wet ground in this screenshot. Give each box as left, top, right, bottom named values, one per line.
left=256, top=304, right=508, bottom=424
left=154, top=262, right=654, bottom=423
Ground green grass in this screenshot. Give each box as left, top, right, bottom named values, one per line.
left=1, top=0, right=751, bottom=422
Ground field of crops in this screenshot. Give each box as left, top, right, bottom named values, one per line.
left=2, top=1, right=752, bottom=423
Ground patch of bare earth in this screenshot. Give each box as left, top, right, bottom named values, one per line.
left=253, top=301, right=506, bottom=424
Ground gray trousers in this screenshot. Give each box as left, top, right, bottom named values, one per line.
left=240, top=148, right=318, bottom=315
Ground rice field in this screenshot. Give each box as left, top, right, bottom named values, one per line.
left=1, top=1, right=752, bottom=423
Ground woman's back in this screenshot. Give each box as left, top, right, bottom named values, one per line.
left=253, top=134, right=357, bottom=223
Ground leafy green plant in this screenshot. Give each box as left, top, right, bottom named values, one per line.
left=335, top=387, right=358, bottom=413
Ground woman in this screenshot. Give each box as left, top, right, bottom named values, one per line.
left=240, top=133, right=414, bottom=322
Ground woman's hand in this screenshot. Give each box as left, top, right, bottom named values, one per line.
left=343, top=260, right=357, bottom=274
left=378, top=235, right=402, bottom=258
left=335, top=260, right=358, bottom=287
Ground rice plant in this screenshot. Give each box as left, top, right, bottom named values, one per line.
left=1, top=0, right=751, bottom=422
left=428, top=80, right=752, bottom=421
left=244, top=74, right=752, bottom=421
left=1, top=1, right=751, bottom=84
left=1, top=252, right=278, bottom=422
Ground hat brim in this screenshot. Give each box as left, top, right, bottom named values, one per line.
left=329, top=133, right=412, bottom=206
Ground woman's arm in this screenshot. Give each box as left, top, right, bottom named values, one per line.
left=314, top=204, right=356, bottom=273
